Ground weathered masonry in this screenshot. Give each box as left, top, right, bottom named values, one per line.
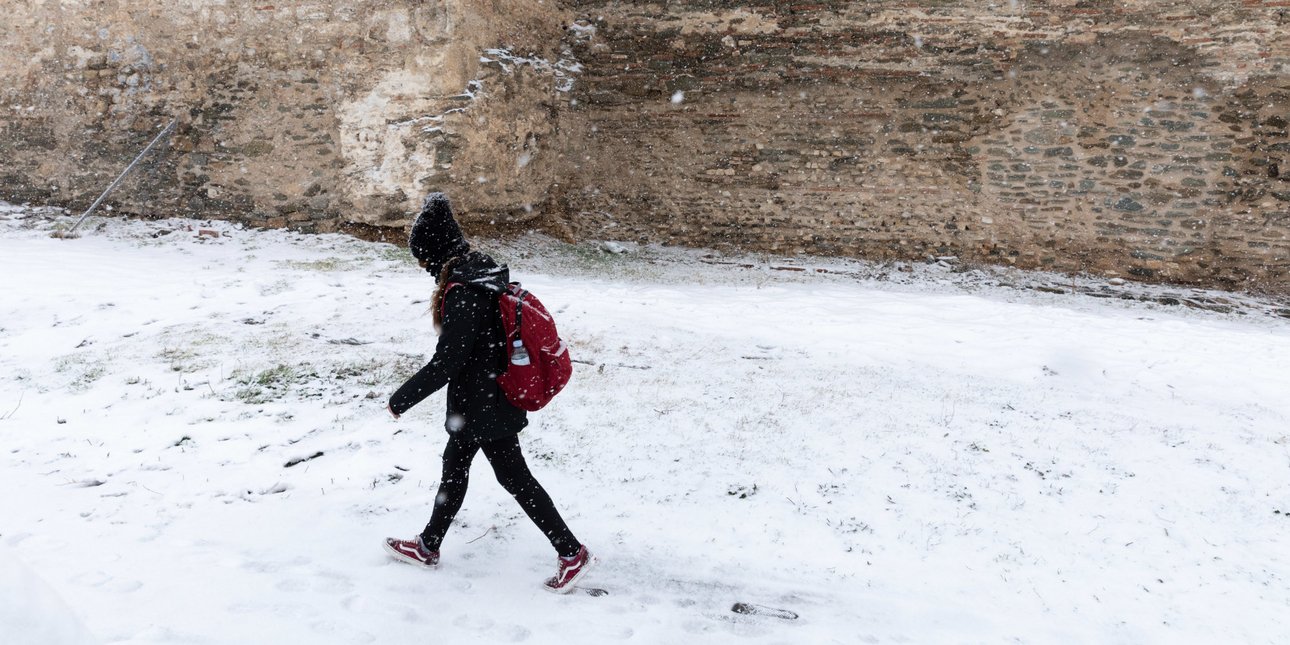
left=0, top=1, right=569, bottom=237
left=1, top=1, right=1287, bottom=292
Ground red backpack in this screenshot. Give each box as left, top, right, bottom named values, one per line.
left=444, top=281, right=573, bottom=411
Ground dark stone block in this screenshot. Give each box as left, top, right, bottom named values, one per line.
left=1025, top=129, right=1062, bottom=145
left=906, top=98, right=961, bottom=109
left=242, top=141, right=274, bottom=157
left=1114, top=197, right=1144, bottom=212
left=1107, top=135, right=1136, bottom=147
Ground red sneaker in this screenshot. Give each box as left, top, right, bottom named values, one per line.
left=383, top=536, right=440, bottom=569
left=544, top=545, right=594, bottom=594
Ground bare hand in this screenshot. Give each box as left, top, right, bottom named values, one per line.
left=387, top=404, right=400, bottom=420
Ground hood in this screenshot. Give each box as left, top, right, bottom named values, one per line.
left=445, top=251, right=510, bottom=294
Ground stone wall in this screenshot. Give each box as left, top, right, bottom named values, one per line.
left=0, top=1, right=1288, bottom=292
left=556, top=0, right=1290, bottom=291
left=0, top=0, right=572, bottom=234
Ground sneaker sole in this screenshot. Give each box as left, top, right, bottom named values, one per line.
left=544, top=554, right=597, bottom=594
left=382, top=540, right=440, bottom=570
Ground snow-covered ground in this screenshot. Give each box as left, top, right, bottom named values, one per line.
left=2, top=204, right=1289, bottom=644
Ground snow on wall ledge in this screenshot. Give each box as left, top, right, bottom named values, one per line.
left=0, top=0, right=1288, bottom=292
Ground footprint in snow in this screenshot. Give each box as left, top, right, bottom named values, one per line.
left=341, top=594, right=425, bottom=624
left=309, top=618, right=376, bottom=643
left=68, top=569, right=142, bottom=593
left=240, top=554, right=311, bottom=573
left=451, top=614, right=531, bottom=642
left=274, top=570, right=355, bottom=594
left=123, top=625, right=212, bottom=644
left=226, top=600, right=312, bottom=619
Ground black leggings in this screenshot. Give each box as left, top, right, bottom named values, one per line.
left=420, top=433, right=580, bottom=558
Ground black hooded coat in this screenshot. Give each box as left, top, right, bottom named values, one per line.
left=388, top=251, right=527, bottom=443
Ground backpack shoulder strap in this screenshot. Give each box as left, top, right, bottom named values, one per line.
left=505, top=282, right=529, bottom=342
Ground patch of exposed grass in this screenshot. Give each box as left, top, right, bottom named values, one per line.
left=330, top=355, right=424, bottom=388
left=158, top=346, right=198, bottom=372
left=156, top=333, right=225, bottom=372
left=54, top=353, right=109, bottom=393
left=372, top=244, right=414, bottom=265
left=259, top=279, right=292, bottom=296
left=477, top=237, right=666, bottom=283
left=230, top=363, right=311, bottom=404
left=71, top=364, right=107, bottom=392
left=279, top=258, right=361, bottom=272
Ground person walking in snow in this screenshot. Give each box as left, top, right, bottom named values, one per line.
left=382, top=193, right=594, bottom=593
